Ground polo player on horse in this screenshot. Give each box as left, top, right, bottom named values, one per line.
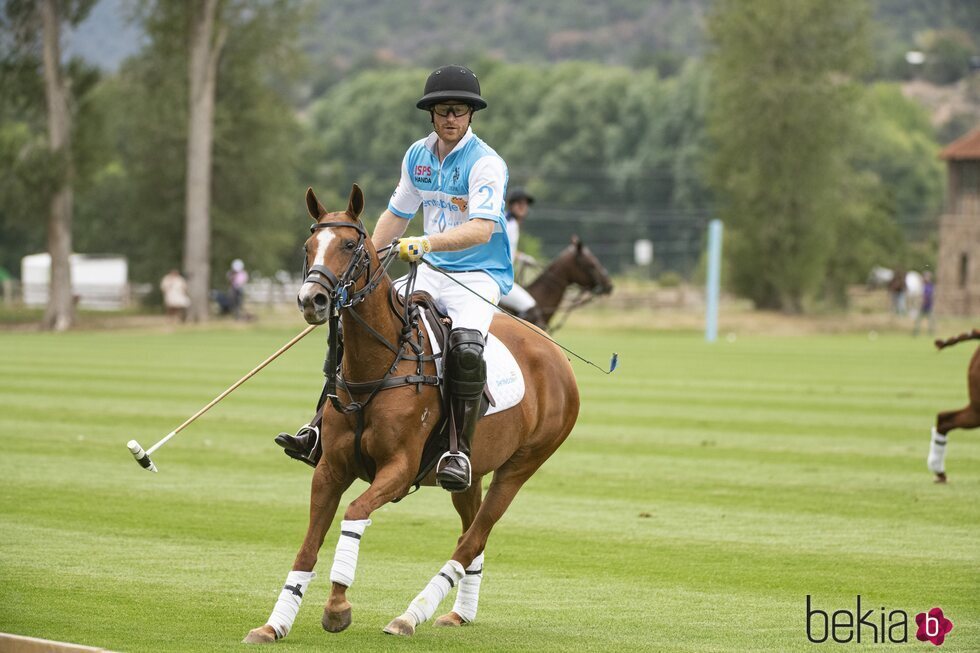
left=277, top=64, right=511, bottom=493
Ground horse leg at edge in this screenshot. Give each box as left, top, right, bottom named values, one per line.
left=323, top=462, right=413, bottom=633
left=434, top=477, right=484, bottom=627
left=244, top=463, right=350, bottom=644
left=929, top=406, right=980, bottom=483
left=385, top=457, right=541, bottom=637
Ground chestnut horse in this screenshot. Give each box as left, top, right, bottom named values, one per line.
left=244, top=185, right=580, bottom=643
left=928, top=330, right=980, bottom=483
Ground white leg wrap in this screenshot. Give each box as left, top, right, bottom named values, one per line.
left=451, top=552, right=484, bottom=623
left=329, top=519, right=371, bottom=587
left=400, top=560, right=465, bottom=627
left=267, top=570, right=315, bottom=640
left=927, top=427, right=947, bottom=474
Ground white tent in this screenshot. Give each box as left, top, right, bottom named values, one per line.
left=21, top=253, right=129, bottom=310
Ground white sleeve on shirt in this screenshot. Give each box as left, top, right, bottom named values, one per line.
left=467, top=155, right=507, bottom=227
left=506, top=218, right=520, bottom=262
left=387, top=150, right=423, bottom=219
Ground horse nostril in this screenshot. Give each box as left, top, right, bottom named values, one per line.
left=312, top=292, right=328, bottom=309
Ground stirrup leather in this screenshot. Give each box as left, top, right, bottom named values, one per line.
left=436, top=451, right=472, bottom=492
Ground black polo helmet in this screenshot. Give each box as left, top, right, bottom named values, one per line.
left=506, top=187, right=535, bottom=205
left=416, top=65, right=487, bottom=111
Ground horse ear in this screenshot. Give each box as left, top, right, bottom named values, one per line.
left=347, top=183, right=365, bottom=219
left=571, top=234, right=583, bottom=253
left=306, top=187, right=325, bottom=219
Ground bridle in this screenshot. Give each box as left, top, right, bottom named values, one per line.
left=536, top=247, right=608, bottom=296
left=532, top=246, right=611, bottom=331
left=302, top=220, right=391, bottom=309
left=574, top=250, right=610, bottom=296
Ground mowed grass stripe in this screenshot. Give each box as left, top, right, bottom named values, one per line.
left=0, top=328, right=978, bottom=651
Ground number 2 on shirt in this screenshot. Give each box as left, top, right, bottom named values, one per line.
left=476, top=185, right=495, bottom=210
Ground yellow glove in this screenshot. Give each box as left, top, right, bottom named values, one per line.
left=398, top=236, right=431, bottom=262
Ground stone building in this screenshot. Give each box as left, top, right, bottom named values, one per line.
left=936, top=128, right=980, bottom=316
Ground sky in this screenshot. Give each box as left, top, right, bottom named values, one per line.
left=62, top=0, right=141, bottom=71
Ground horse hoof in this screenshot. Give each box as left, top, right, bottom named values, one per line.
left=382, top=616, right=416, bottom=637
left=934, top=473, right=948, bottom=484
left=322, top=606, right=352, bottom=633
left=434, top=611, right=465, bottom=627
left=242, top=625, right=276, bottom=644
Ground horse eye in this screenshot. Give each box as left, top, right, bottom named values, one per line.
left=344, top=240, right=356, bottom=250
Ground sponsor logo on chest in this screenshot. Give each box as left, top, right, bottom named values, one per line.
left=422, top=196, right=468, bottom=213
left=414, top=159, right=467, bottom=195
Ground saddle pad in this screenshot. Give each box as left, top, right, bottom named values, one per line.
left=420, top=311, right=526, bottom=416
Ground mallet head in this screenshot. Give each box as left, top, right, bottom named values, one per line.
left=127, top=439, right=158, bottom=473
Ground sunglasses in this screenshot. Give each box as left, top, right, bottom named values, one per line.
left=431, top=103, right=472, bottom=117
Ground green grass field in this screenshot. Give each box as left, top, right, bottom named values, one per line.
left=1, top=324, right=977, bottom=652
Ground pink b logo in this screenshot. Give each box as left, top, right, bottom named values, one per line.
left=915, top=608, right=953, bottom=646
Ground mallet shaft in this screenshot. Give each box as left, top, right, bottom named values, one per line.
left=146, top=431, right=176, bottom=456
left=152, top=324, right=319, bottom=447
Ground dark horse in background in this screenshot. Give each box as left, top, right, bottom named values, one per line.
left=503, top=235, right=613, bottom=330
left=244, top=185, right=580, bottom=643
left=928, top=330, right=980, bottom=483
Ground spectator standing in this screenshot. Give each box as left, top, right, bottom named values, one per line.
left=227, top=259, right=249, bottom=320
left=913, top=271, right=936, bottom=336
left=160, top=269, right=190, bottom=322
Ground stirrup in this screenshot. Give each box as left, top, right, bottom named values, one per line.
left=435, top=451, right=471, bottom=493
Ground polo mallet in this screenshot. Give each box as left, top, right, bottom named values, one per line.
left=127, top=324, right=319, bottom=472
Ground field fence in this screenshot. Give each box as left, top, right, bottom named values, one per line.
left=2, top=280, right=153, bottom=310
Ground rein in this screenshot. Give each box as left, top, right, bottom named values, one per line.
left=550, top=287, right=597, bottom=332
left=423, top=259, right=618, bottom=375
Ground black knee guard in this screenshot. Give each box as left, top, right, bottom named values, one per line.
left=447, top=328, right=486, bottom=401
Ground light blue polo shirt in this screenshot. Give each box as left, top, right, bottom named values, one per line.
left=388, top=128, right=513, bottom=294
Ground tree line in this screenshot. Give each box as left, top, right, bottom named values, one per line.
left=0, top=0, right=950, bottom=326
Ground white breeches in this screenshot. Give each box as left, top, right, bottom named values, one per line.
left=499, top=283, right=536, bottom=313
left=394, top=266, right=500, bottom=337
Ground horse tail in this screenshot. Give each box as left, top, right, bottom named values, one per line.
left=935, top=329, right=980, bottom=350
